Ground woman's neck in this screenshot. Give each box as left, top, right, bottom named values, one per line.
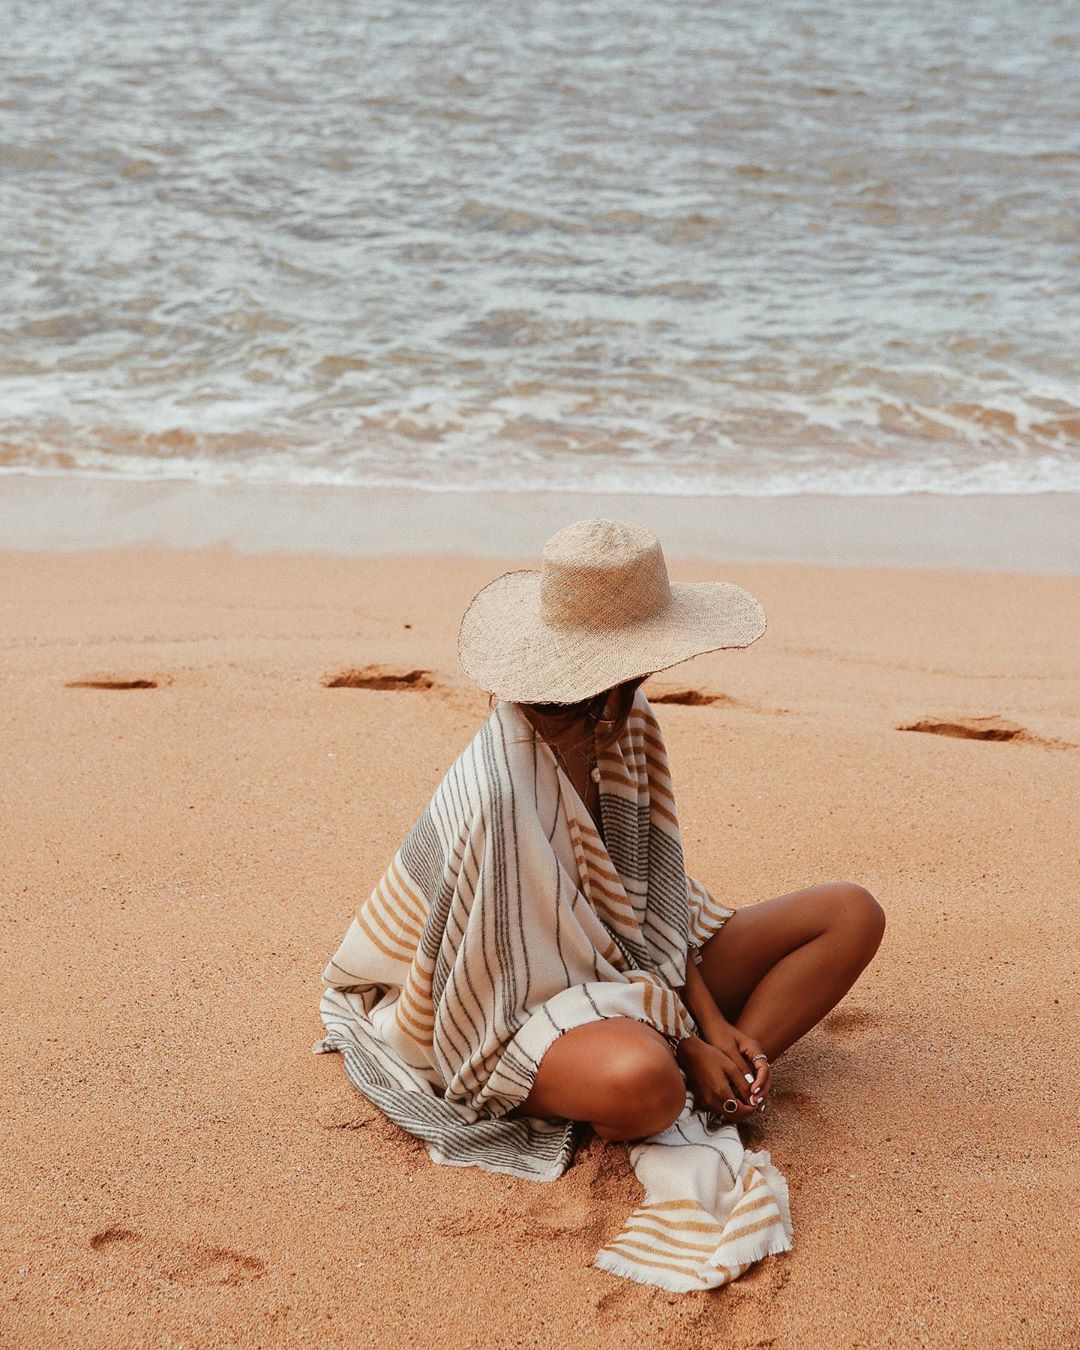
left=528, top=711, right=594, bottom=753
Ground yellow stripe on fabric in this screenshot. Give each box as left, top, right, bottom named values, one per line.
left=387, top=859, right=429, bottom=928
left=381, top=866, right=426, bottom=933
left=398, top=978, right=435, bottom=1028
left=622, top=1223, right=719, bottom=1255
left=590, top=892, right=638, bottom=931
left=588, top=881, right=637, bottom=920
left=702, top=889, right=734, bottom=916
left=588, top=878, right=635, bottom=913
left=649, top=797, right=680, bottom=831
left=639, top=1199, right=720, bottom=1215
left=734, top=1182, right=766, bottom=1215
left=367, top=888, right=422, bottom=949
left=579, top=851, right=628, bottom=892
left=389, top=853, right=428, bottom=910
left=355, top=906, right=412, bottom=963
left=577, top=826, right=610, bottom=856
left=722, top=1213, right=784, bottom=1245
left=726, top=1194, right=777, bottom=1224
left=632, top=723, right=667, bottom=757
left=627, top=710, right=664, bottom=742
left=600, top=939, right=623, bottom=966
left=584, top=862, right=623, bottom=891
left=602, top=1239, right=709, bottom=1283
left=394, top=995, right=433, bottom=1044
left=642, top=754, right=677, bottom=803
left=692, top=879, right=733, bottom=919
left=406, top=959, right=434, bottom=990
left=372, top=878, right=420, bottom=936
left=629, top=1209, right=725, bottom=1235
left=371, top=890, right=423, bottom=950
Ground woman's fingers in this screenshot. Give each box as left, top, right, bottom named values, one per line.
left=719, top=1057, right=752, bottom=1104
left=737, top=1040, right=770, bottom=1095
left=703, top=1061, right=746, bottom=1114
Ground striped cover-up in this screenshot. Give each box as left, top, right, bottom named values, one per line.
left=314, top=689, right=792, bottom=1291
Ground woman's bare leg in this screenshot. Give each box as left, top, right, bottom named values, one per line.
left=510, top=883, right=883, bottom=1137
left=696, top=881, right=886, bottom=1061
left=513, top=1018, right=686, bottom=1141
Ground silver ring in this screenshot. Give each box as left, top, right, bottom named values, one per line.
left=722, top=1098, right=738, bottom=1114
left=752, top=1053, right=769, bottom=1064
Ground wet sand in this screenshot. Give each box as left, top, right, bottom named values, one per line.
left=2, top=544, right=1078, bottom=1347
left=2, top=471, right=1080, bottom=573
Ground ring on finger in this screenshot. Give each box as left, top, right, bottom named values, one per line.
left=722, top=1098, right=739, bottom=1114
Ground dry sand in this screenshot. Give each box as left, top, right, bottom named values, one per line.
left=2, top=545, right=1077, bottom=1348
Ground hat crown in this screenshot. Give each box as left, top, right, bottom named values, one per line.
left=540, top=519, right=671, bottom=629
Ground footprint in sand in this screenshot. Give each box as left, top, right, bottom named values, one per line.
left=88, top=1227, right=265, bottom=1287
left=649, top=686, right=740, bottom=707
left=89, top=1226, right=138, bottom=1250
left=165, top=1245, right=267, bottom=1288
left=649, top=684, right=790, bottom=715
left=592, top=1286, right=634, bottom=1316
left=896, top=715, right=1071, bottom=750
left=323, top=665, right=436, bottom=692
left=822, top=1007, right=877, bottom=1038
left=65, top=677, right=162, bottom=690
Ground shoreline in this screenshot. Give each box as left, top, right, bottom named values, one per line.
left=2, top=471, right=1079, bottom=572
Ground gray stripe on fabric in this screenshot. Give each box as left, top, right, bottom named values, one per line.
left=477, top=720, right=512, bottom=1022
left=334, top=1041, right=576, bottom=1177
left=495, top=708, right=533, bottom=1005
left=552, top=851, right=572, bottom=987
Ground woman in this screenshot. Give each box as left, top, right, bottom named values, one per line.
left=508, top=675, right=885, bottom=1137
left=316, top=518, right=884, bottom=1284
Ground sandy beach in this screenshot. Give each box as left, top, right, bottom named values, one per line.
left=1, top=541, right=1077, bottom=1347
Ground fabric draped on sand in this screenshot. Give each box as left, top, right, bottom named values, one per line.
left=314, top=690, right=792, bottom=1291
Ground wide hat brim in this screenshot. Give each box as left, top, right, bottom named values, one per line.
left=457, top=569, right=767, bottom=704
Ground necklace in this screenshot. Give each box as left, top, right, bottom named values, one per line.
left=551, top=725, right=602, bottom=790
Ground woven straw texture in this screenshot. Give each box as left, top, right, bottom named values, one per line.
left=457, top=518, right=767, bottom=703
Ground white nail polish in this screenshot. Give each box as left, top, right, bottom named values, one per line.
left=744, top=1073, right=754, bottom=1083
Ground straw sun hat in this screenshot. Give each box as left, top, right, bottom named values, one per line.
left=457, top=518, right=767, bottom=705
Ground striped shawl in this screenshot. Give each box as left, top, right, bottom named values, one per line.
left=315, top=689, right=792, bottom=1291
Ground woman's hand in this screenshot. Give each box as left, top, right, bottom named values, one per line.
left=712, top=1023, right=772, bottom=1104
left=674, top=958, right=771, bottom=1117
left=675, top=1034, right=766, bottom=1122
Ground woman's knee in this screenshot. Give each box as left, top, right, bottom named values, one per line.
left=825, top=881, right=886, bottom=955
left=596, top=1035, right=685, bottom=1139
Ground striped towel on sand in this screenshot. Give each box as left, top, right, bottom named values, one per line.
left=314, top=689, right=792, bottom=1292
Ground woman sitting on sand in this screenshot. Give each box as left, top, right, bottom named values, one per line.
left=316, top=519, right=884, bottom=1285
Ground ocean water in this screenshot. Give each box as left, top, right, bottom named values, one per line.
left=2, top=0, right=1078, bottom=496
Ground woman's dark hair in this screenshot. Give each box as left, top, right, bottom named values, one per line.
left=494, top=674, right=649, bottom=754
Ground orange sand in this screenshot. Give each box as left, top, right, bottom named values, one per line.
left=2, top=546, right=1077, bottom=1348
